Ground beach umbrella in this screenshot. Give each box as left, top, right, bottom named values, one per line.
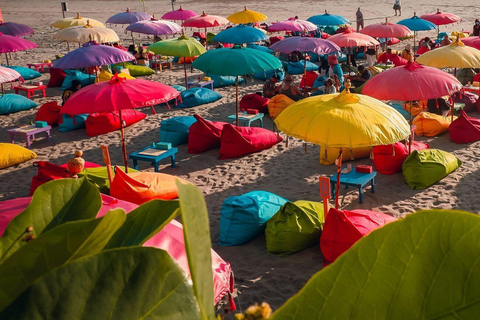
left=161, top=6, right=199, bottom=21
left=183, top=11, right=229, bottom=34
left=269, top=20, right=309, bottom=33
left=148, top=35, right=206, bottom=87
left=328, top=29, right=380, bottom=47
left=420, top=9, right=461, bottom=26
left=53, top=23, right=120, bottom=44
left=296, top=20, right=318, bottom=32
left=361, top=18, right=412, bottom=39
left=227, top=7, right=267, bottom=24
left=0, top=66, right=20, bottom=93
left=398, top=13, right=437, bottom=52
left=460, top=37, right=480, bottom=50
left=307, top=10, right=350, bottom=26
left=126, top=19, right=182, bottom=44
left=213, top=24, right=268, bottom=44
left=106, top=8, right=152, bottom=25
left=274, top=82, right=410, bottom=208
left=193, top=46, right=282, bottom=125
left=0, top=22, right=34, bottom=37
left=51, top=13, right=105, bottom=29
left=0, top=33, right=37, bottom=65
left=416, top=38, right=480, bottom=69
left=62, top=75, right=180, bottom=171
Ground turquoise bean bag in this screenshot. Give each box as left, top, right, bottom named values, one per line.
left=388, top=102, right=410, bottom=121
left=253, top=68, right=285, bottom=81
left=61, top=70, right=96, bottom=90
left=5, top=65, right=41, bottom=80
left=286, top=60, right=319, bottom=75
left=175, top=87, right=222, bottom=109
left=207, top=74, right=245, bottom=88
left=171, top=85, right=186, bottom=92
left=59, top=114, right=89, bottom=132
left=160, top=116, right=197, bottom=146
left=0, top=94, right=37, bottom=115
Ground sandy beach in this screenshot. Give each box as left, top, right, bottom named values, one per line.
left=1, top=0, right=479, bottom=312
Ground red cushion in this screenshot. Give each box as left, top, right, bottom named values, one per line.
left=299, top=71, right=318, bottom=88
left=240, top=94, right=270, bottom=113
left=449, top=110, right=480, bottom=144
left=373, top=141, right=429, bottom=175
left=219, top=124, right=282, bottom=159
left=320, top=208, right=397, bottom=265
left=416, top=46, right=430, bottom=55
left=47, top=68, right=66, bottom=88
left=474, top=73, right=480, bottom=82
left=35, top=101, right=62, bottom=126
left=188, top=115, right=227, bottom=154
left=85, top=110, right=146, bottom=137
left=269, top=36, right=284, bottom=45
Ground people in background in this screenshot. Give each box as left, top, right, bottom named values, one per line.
left=401, top=44, right=413, bottom=61
left=327, top=54, right=344, bottom=85
left=356, top=8, right=364, bottom=32
left=135, top=47, right=149, bottom=66
left=393, top=0, right=401, bottom=16
left=263, top=74, right=281, bottom=98
left=62, top=80, right=81, bottom=106
left=441, top=35, right=452, bottom=46
left=473, top=19, right=480, bottom=36
left=279, top=75, right=304, bottom=101
left=365, top=46, right=377, bottom=67
left=350, top=65, right=371, bottom=87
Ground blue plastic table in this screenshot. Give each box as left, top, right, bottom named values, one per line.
left=228, top=113, right=264, bottom=127
left=330, top=170, right=377, bottom=203
left=129, top=146, right=178, bottom=172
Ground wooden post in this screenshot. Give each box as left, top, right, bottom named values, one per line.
left=235, top=75, right=239, bottom=127
left=101, top=145, right=114, bottom=186
left=335, top=148, right=343, bottom=209
left=118, top=109, right=128, bottom=173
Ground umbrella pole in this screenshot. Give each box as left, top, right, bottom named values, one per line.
left=1, top=83, right=4, bottom=95
left=131, top=32, right=135, bottom=46
left=5, top=53, right=9, bottom=66
left=413, top=32, right=416, bottom=59
left=409, top=101, right=413, bottom=154
left=119, top=109, right=128, bottom=173
left=183, top=60, right=188, bottom=88
left=235, top=76, right=239, bottom=127
left=335, top=147, right=343, bottom=209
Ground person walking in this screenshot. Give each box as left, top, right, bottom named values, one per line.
left=356, top=8, right=364, bottom=32
left=393, top=0, right=402, bottom=16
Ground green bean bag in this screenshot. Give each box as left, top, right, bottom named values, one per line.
left=402, top=149, right=462, bottom=190
left=77, top=166, right=137, bottom=194
left=113, top=62, right=154, bottom=77
left=265, top=200, right=325, bottom=256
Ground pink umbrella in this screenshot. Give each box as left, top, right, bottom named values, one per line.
left=296, top=20, right=318, bottom=32
left=269, top=19, right=317, bottom=33
left=183, top=11, right=229, bottom=34
left=460, top=37, right=480, bottom=50
left=161, top=6, right=199, bottom=21
left=0, top=32, right=37, bottom=65
left=126, top=19, right=182, bottom=36
left=420, top=9, right=461, bottom=26
left=328, top=29, right=380, bottom=47
left=360, top=19, right=412, bottom=38
left=0, top=22, right=34, bottom=37
left=106, top=8, right=152, bottom=25
left=0, top=66, right=20, bottom=83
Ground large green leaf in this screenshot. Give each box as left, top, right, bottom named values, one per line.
left=106, top=200, right=180, bottom=249
left=272, top=210, right=480, bottom=319
left=0, top=178, right=101, bottom=260
left=177, top=180, right=215, bottom=320
left=1, top=247, right=200, bottom=320
left=0, top=209, right=126, bottom=312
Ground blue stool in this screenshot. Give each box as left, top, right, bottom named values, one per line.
left=330, top=170, right=377, bottom=204
left=129, top=146, right=178, bottom=172
left=228, top=112, right=264, bottom=127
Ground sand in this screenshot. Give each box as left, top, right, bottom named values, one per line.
left=1, top=0, right=479, bottom=313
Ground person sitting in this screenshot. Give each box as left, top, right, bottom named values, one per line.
left=312, top=78, right=337, bottom=95
left=279, top=75, right=304, bottom=101
left=62, top=80, right=81, bottom=106
left=417, top=37, right=434, bottom=54
left=401, top=44, right=413, bottom=61
left=263, top=74, right=281, bottom=98
left=135, top=47, right=149, bottom=66
left=473, top=19, right=480, bottom=37
left=441, top=35, right=452, bottom=47
left=349, top=65, right=371, bottom=87
left=327, top=54, right=344, bottom=85
left=113, top=42, right=127, bottom=51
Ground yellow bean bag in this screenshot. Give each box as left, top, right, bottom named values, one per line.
left=268, top=94, right=295, bottom=119
left=319, top=147, right=371, bottom=165
left=403, top=101, right=425, bottom=117
left=0, top=143, right=36, bottom=169
left=95, top=69, right=135, bottom=83
left=413, top=112, right=456, bottom=137
left=367, top=66, right=383, bottom=76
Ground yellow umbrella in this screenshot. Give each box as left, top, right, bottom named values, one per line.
left=51, top=13, right=105, bottom=29
left=227, top=6, right=267, bottom=24
left=416, top=37, right=480, bottom=69
left=53, top=23, right=119, bottom=44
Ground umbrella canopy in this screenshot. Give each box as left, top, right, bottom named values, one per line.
left=460, top=37, right=480, bottom=50
left=328, top=29, right=380, bottom=48
left=0, top=22, right=34, bottom=37
left=227, top=7, right=267, bottom=24
left=183, top=11, right=229, bottom=29
left=213, top=24, right=268, bottom=44
left=362, top=61, right=462, bottom=101
left=269, top=20, right=309, bottom=32
left=420, top=9, right=461, bottom=26
left=0, top=32, right=37, bottom=53
left=416, top=38, right=480, bottom=69
left=296, top=19, right=318, bottom=32
left=106, top=9, right=152, bottom=25
left=0, top=66, right=21, bottom=83
left=269, top=36, right=340, bottom=54
left=53, top=42, right=134, bottom=69
left=126, top=19, right=182, bottom=36
left=53, top=24, right=119, bottom=43
left=361, top=19, right=412, bottom=38
left=397, top=14, right=437, bottom=32
left=161, top=6, right=199, bottom=21
left=51, top=13, right=105, bottom=29
left=307, top=11, right=350, bottom=26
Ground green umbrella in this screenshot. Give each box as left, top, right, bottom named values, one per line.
left=147, top=35, right=206, bottom=87
left=192, top=46, right=282, bottom=125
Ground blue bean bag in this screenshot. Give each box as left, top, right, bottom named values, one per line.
left=247, top=44, right=274, bottom=54
left=171, top=85, right=186, bottom=92
left=219, top=191, right=288, bottom=246
left=61, top=70, right=96, bottom=90
left=310, top=53, right=320, bottom=62
left=388, top=102, right=411, bottom=121
left=5, top=66, right=41, bottom=80
left=59, top=114, right=89, bottom=132
left=160, top=116, right=197, bottom=146
left=175, top=87, right=222, bottom=109
left=253, top=68, right=285, bottom=81
left=0, top=94, right=37, bottom=115
left=207, top=74, right=245, bottom=88
left=286, top=60, right=319, bottom=75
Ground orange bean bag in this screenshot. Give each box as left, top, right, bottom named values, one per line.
left=268, top=94, right=295, bottom=119
left=178, top=56, right=198, bottom=64
left=110, top=167, right=185, bottom=205
left=35, top=101, right=62, bottom=126
left=403, top=101, right=425, bottom=117
left=413, top=112, right=456, bottom=137
left=85, top=110, right=146, bottom=137
left=319, top=147, right=371, bottom=165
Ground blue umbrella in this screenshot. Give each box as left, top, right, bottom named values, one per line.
left=213, top=24, right=268, bottom=44
left=307, top=10, right=350, bottom=26
left=398, top=13, right=437, bottom=52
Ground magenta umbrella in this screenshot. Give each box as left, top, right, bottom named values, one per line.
left=126, top=19, right=182, bottom=36
left=269, top=20, right=313, bottom=33
left=106, top=8, right=152, bottom=25
left=0, top=32, right=37, bottom=65
left=360, top=19, right=412, bottom=38
left=460, top=37, right=480, bottom=50
left=161, top=6, right=198, bottom=21
left=420, top=9, right=461, bottom=26
left=0, top=22, right=34, bottom=37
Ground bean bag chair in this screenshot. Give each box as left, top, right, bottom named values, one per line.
left=171, top=85, right=186, bottom=92
left=76, top=166, right=135, bottom=194
left=320, top=208, right=397, bottom=265
left=413, top=112, right=456, bottom=137
left=265, top=200, right=325, bottom=256
left=0, top=143, right=36, bottom=169
left=286, top=60, right=319, bottom=75
left=219, top=124, right=282, bottom=159
left=453, top=91, right=478, bottom=113
left=0, top=94, right=37, bottom=115
left=188, top=115, right=227, bottom=154
left=299, top=71, right=318, bottom=88
left=426, top=98, right=451, bottom=115
left=219, top=191, right=288, bottom=246
left=61, top=70, right=96, bottom=90
left=47, top=68, right=66, bottom=88
left=456, top=68, right=476, bottom=85
left=175, top=87, right=222, bottom=109
left=177, top=56, right=197, bottom=64
left=95, top=69, right=135, bottom=83
left=160, top=116, right=197, bottom=146
left=85, top=110, right=146, bottom=137
left=240, top=94, right=270, bottom=113
left=319, top=146, right=371, bottom=165
left=247, top=44, right=274, bottom=54
left=206, top=74, right=245, bottom=88
left=58, top=113, right=89, bottom=132
left=474, top=73, right=480, bottom=82
left=341, top=64, right=358, bottom=74
left=416, top=46, right=430, bottom=55
left=449, top=110, right=480, bottom=144
left=34, top=101, right=61, bottom=126
left=269, top=36, right=284, bottom=45
left=388, top=102, right=410, bottom=120
left=404, top=100, right=425, bottom=117
left=110, top=166, right=185, bottom=204
left=252, top=68, right=285, bottom=81
left=268, top=94, right=295, bottom=119
left=125, top=64, right=154, bottom=76
left=366, top=65, right=383, bottom=76
left=312, top=76, right=327, bottom=90
left=5, top=65, right=41, bottom=80
left=372, top=141, right=429, bottom=175
left=402, top=149, right=462, bottom=189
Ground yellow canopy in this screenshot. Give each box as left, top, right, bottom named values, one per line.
left=227, top=7, right=267, bottom=24
left=416, top=38, right=480, bottom=69
left=53, top=24, right=119, bottom=43
left=274, top=89, right=410, bottom=148
left=51, top=13, right=105, bottom=29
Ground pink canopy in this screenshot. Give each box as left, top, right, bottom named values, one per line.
left=328, top=29, right=380, bottom=48
left=420, top=10, right=461, bottom=26
left=183, top=11, right=229, bottom=29
left=0, top=195, right=234, bottom=306
left=269, top=19, right=317, bottom=32
left=362, top=61, right=462, bottom=101
left=161, top=6, right=198, bottom=21
left=0, top=32, right=37, bottom=53
left=360, top=20, right=412, bottom=38
left=269, top=36, right=340, bottom=54
left=460, top=37, right=480, bottom=50
left=126, top=19, right=182, bottom=36
left=0, top=66, right=20, bottom=83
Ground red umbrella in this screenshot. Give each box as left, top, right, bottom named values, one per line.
left=461, top=37, right=480, bottom=50
left=161, top=6, right=199, bottom=21
left=360, top=18, right=412, bottom=38
left=328, top=29, right=380, bottom=47
left=62, top=75, right=180, bottom=170
left=183, top=11, right=229, bottom=35
left=0, top=32, right=37, bottom=65
left=420, top=9, right=461, bottom=26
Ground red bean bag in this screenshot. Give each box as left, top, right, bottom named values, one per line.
left=299, top=71, right=318, bottom=88
left=474, top=73, right=480, bottom=82
left=416, top=46, right=430, bottom=55
left=240, top=94, right=270, bottom=113
left=35, top=101, right=62, bottom=126
left=269, top=36, right=284, bottom=45
left=219, top=124, right=282, bottom=159
left=188, top=115, right=228, bottom=154
left=47, top=68, right=67, bottom=88
left=449, top=110, right=480, bottom=144
left=454, top=91, right=478, bottom=113
left=372, top=141, right=429, bottom=175
left=85, top=110, right=146, bottom=137
left=320, top=208, right=397, bottom=265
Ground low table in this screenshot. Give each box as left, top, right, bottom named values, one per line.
left=27, top=62, right=53, bottom=72
left=187, top=80, right=214, bottom=90
left=129, top=146, right=178, bottom=172
left=7, top=125, right=52, bottom=148
left=14, top=84, right=47, bottom=99
left=330, top=170, right=377, bottom=204
left=228, top=113, right=264, bottom=127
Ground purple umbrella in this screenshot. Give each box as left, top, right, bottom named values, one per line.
left=0, top=32, right=37, bottom=65
left=53, top=42, right=134, bottom=69
left=161, top=6, right=198, bottom=21
left=125, top=19, right=182, bottom=36
left=106, top=8, right=152, bottom=25
left=0, top=22, right=34, bottom=37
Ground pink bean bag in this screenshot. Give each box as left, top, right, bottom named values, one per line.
left=449, top=110, right=480, bottom=144
left=35, top=101, right=62, bottom=126
left=188, top=115, right=227, bottom=154
left=219, top=124, right=282, bottom=159
left=372, top=141, right=429, bottom=175
left=240, top=94, right=270, bottom=113
left=85, top=110, right=146, bottom=137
